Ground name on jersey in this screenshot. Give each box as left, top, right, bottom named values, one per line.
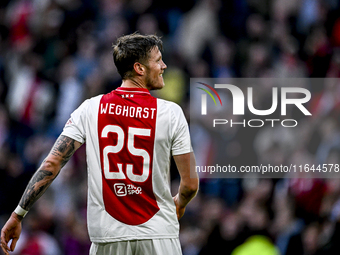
left=100, top=103, right=156, bottom=119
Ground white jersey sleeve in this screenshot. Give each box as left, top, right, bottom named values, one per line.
left=170, top=103, right=192, bottom=156
left=61, top=99, right=89, bottom=144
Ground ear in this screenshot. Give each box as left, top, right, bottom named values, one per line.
left=133, top=62, right=145, bottom=76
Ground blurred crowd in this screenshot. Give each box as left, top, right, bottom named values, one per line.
left=1, top=0, right=340, bottom=254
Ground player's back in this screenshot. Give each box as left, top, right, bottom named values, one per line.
left=62, top=87, right=191, bottom=242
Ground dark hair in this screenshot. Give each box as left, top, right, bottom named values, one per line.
left=112, top=33, right=163, bottom=79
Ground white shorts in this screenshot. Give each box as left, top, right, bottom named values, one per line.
left=89, top=238, right=182, bottom=255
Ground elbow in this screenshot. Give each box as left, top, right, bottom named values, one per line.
left=190, top=178, right=199, bottom=193
left=184, top=179, right=199, bottom=197
left=40, top=159, right=61, bottom=178
left=191, top=180, right=199, bottom=195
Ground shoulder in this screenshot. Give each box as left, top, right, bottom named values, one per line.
left=78, top=94, right=103, bottom=109
left=87, top=94, right=104, bottom=105
left=71, top=95, right=104, bottom=118
left=156, top=99, right=187, bottom=127
left=156, top=98, right=183, bottom=114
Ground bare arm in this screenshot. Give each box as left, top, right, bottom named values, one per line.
left=1, top=135, right=82, bottom=255
left=19, top=135, right=81, bottom=211
left=173, top=152, right=199, bottom=220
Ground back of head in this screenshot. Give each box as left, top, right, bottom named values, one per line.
left=112, top=33, right=163, bottom=80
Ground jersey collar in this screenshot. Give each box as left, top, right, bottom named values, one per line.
left=116, top=87, right=151, bottom=95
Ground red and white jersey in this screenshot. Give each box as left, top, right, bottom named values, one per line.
left=61, top=87, right=192, bottom=243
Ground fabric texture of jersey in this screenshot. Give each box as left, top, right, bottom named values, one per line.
left=89, top=238, right=182, bottom=255
left=61, top=87, right=192, bottom=243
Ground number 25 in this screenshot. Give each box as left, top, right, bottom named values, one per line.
left=101, top=125, right=151, bottom=182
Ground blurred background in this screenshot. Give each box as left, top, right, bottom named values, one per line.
left=1, top=0, right=340, bottom=254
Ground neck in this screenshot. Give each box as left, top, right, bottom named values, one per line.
left=121, top=77, right=149, bottom=90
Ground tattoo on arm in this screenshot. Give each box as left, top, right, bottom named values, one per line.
left=19, top=135, right=79, bottom=211
left=50, top=135, right=77, bottom=168
left=19, top=170, right=53, bottom=210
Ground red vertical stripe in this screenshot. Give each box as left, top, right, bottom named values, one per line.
left=98, top=89, right=159, bottom=225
